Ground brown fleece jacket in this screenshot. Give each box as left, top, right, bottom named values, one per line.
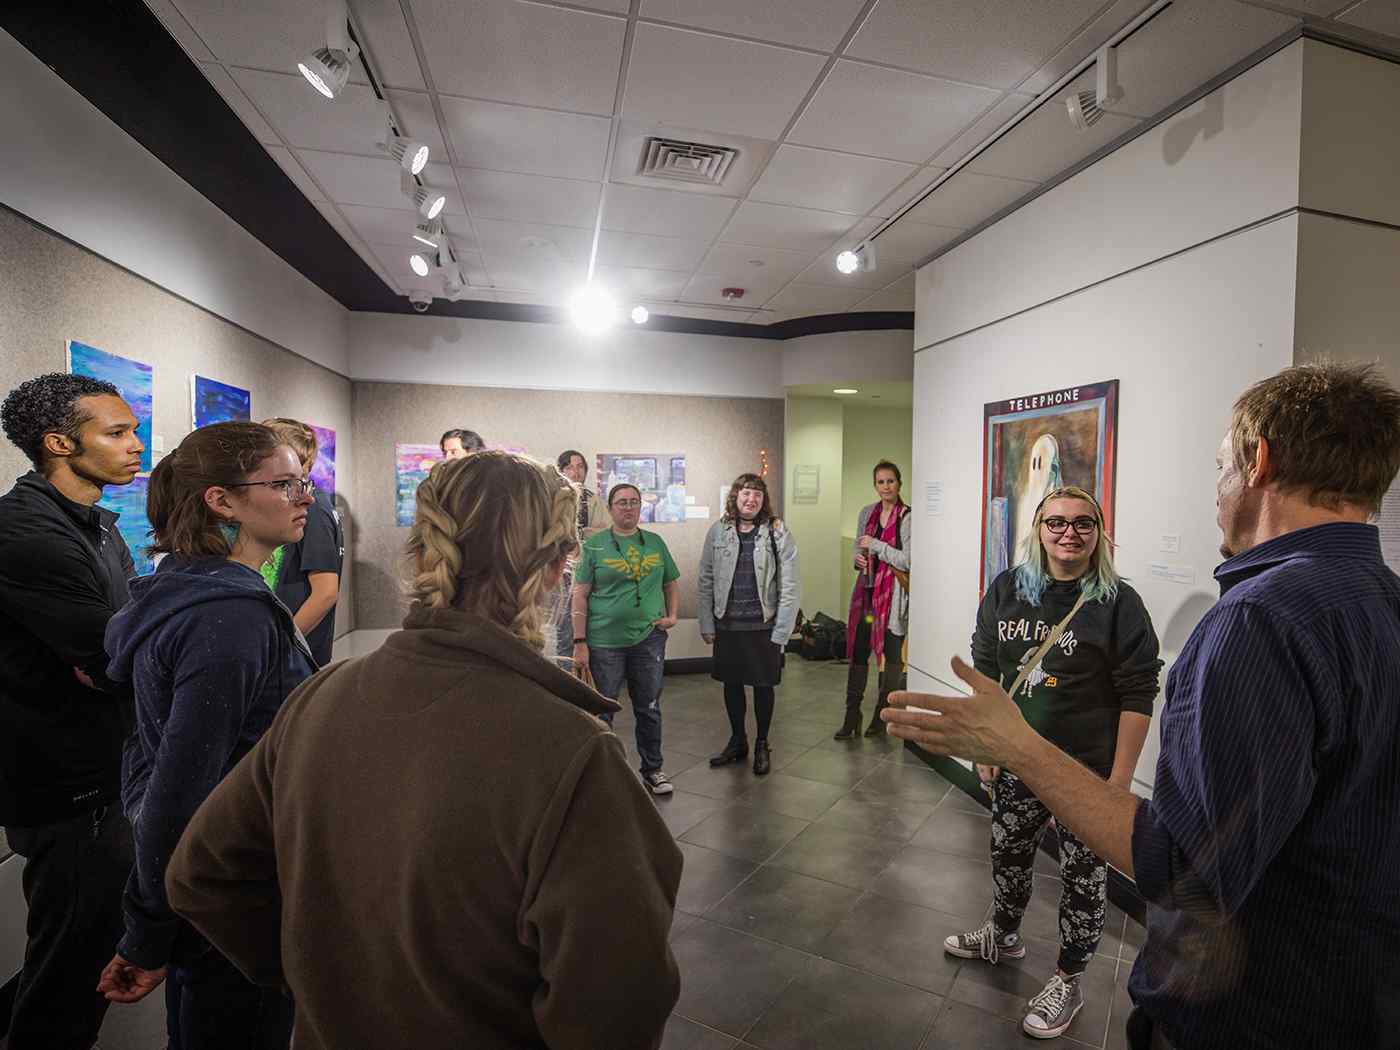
left=165, top=606, right=683, bottom=1050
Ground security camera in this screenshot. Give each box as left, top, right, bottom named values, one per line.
left=407, top=290, right=433, bottom=313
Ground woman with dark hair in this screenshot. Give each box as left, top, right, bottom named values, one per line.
left=698, top=473, right=801, bottom=775
left=835, top=459, right=911, bottom=740
left=95, top=421, right=315, bottom=1048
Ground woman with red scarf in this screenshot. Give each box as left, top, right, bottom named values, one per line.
left=835, top=460, right=911, bottom=740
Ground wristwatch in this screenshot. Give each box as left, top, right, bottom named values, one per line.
left=573, top=637, right=587, bottom=644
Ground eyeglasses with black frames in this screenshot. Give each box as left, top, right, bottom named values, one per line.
left=1042, top=515, right=1099, bottom=536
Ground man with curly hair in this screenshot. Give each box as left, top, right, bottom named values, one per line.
left=0, top=372, right=144, bottom=1049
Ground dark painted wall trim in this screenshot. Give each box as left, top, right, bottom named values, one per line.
left=0, top=2, right=911, bottom=342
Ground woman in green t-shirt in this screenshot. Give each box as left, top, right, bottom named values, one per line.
left=570, top=484, right=680, bottom=796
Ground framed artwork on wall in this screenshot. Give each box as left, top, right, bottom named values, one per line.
left=596, top=453, right=686, bottom=523
left=191, top=374, right=251, bottom=428
left=99, top=475, right=154, bottom=576
left=980, top=380, right=1119, bottom=593
left=395, top=443, right=440, bottom=527
left=309, top=423, right=336, bottom=495
left=67, top=340, right=153, bottom=472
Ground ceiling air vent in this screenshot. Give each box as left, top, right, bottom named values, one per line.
left=639, top=137, right=738, bottom=187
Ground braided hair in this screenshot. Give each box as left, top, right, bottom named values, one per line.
left=404, top=450, right=579, bottom=649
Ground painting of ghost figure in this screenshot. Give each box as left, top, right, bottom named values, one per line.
left=980, top=380, right=1119, bottom=594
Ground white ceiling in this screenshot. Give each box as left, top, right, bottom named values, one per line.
left=142, top=0, right=1391, bottom=323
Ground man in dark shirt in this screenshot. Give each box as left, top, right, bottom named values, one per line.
left=884, top=362, right=1400, bottom=1049
left=264, top=418, right=344, bottom=666
left=0, top=373, right=145, bottom=1049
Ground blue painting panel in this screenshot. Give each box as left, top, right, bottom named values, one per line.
left=193, top=375, right=251, bottom=428
left=99, top=476, right=154, bottom=576
left=67, top=340, right=153, bottom=472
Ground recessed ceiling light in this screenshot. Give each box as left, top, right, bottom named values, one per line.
left=833, top=388, right=858, bottom=395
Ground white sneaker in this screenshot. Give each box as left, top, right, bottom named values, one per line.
left=943, top=920, right=1026, bottom=965
left=1023, top=972, right=1084, bottom=1039
left=643, top=770, right=674, bottom=796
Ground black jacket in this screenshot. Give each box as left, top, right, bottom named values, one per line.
left=0, top=471, right=136, bottom=824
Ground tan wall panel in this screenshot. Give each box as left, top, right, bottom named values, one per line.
left=351, top=381, right=784, bottom=629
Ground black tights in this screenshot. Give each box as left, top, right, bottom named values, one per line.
left=724, top=683, right=775, bottom=742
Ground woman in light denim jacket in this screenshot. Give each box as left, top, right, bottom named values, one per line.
left=697, top=474, right=801, bottom=776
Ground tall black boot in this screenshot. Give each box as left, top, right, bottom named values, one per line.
left=834, top=706, right=862, bottom=740
left=837, top=661, right=868, bottom=740
left=864, top=696, right=888, bottom=737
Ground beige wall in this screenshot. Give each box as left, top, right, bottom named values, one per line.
left=351, top=381, right=784, bottom=629
left=783, top=397, right=845, bottom=618
left=0, top=206, right=355, bottom=633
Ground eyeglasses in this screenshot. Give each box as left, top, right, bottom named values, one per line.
left=612, top=499, right=642, bottom=509
left=227, top=477, right=314, bottom=501
left=1043, top=516, right=1099, bottom=536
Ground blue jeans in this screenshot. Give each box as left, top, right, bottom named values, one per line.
left=589, top=628, right=667, bottom=773
left=165, top=945, right=293, bottom=1050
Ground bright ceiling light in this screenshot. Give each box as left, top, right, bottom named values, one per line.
left=836, top=244, right=878, bottom=276
left=297, top=1, right=358, bottom=100
left=568, top=284, right=619, bottom=335
left=631, top=305, right=650, bottom=325
left=402, top=176, right=446, bottom=220
left=412, top=219, right=442, bottom=248
left=381, top=136, right=430, bottom=175
left=836, top=250, right=860, bottom=275
left=833, top=388, right=859, bottom=394
left=409, top=253, right=430, bottom=277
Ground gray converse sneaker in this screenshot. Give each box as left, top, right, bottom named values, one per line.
left=642, top=770, right=674, bottom=796
left=942, top=920, right=1026, bottom=964
left=1023, top=972, right=1084, bottom=1039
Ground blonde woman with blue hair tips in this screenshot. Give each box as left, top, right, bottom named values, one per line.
left=944, top=485, right=1162, bottom=1043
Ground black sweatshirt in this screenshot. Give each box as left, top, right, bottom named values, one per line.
left=0, top=471, right=135, bottom=825
left=972, top=570, right=1162, bottom=777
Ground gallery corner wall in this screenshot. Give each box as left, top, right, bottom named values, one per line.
left=0, top=206, right=356, bottom=636
left=350, top=380, right=784, bottom=630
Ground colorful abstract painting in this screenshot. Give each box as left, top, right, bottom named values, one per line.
left=67, top=340, right=153, bottom=472
left=99, top=476, right=154, bottom=577
left=191, top=375, right=251, bottom=428
left=980, top=380, right=1119, bottom=594
left=596, top=453, right=686, bottom=524
left=395, top=443, right=441, bottom=527
left=309, top=423, right=336, bottom=495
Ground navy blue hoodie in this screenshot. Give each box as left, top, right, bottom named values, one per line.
left=104, top=556, right=316, bottom=969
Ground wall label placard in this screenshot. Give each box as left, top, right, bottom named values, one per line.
left=793, top=464, right=821, bottom=504
left=925, top=481, right=944, bottom=517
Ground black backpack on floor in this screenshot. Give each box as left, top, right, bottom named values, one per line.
left=800, top=612, right=847, bottom=661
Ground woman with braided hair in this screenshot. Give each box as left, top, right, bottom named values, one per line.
left=161, top=450, right=683, bottom=1050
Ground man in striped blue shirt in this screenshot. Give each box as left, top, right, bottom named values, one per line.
left=886, top=362, right=1400, bottom=1049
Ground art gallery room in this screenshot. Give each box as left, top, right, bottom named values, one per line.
left=3, top=0, right=1400, bottom=1048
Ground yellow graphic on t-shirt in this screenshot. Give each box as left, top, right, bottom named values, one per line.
left=603, top=548, right=663, bottom=582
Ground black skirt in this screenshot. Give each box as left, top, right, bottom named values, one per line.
left=712, top=628, right=784, bottom=686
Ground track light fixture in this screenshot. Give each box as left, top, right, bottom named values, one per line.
left=401, top=170, right=445, bottom=220
left=835, top=243, right=877, bottom=276
left=298, top=0, right=359, bottom=100
left=631, top=305, right=649, bottom=325
left=412, top=219, right=442, bottom=249
left=376, top=104, right=429, bottom=174
left=409, top=253, right=430, bottom=277
left=1067, top=45, right=1123, bottom=130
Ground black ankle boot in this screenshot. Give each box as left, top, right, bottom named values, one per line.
left=864, top=702, right=888, bottom=737
left=709, top=737, right=748, bottom=767
left=834, top=708, right=862, bottom=740
left=752, top=739, right=771, bottom=776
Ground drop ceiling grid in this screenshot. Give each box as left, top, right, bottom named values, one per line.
left=150, top=0, right=1318, bottom=322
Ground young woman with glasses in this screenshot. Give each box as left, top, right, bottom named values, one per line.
left=96, top=422, right=316, bottom=1046
left=570, top=483, right=681, bottom=795
left=943, top=485, right=1161, bottom=1042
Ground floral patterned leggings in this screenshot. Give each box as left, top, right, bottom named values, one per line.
left=990, top=770, right=1108, bottom=974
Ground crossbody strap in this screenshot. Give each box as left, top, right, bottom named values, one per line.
left=1005, top=589, right=1089, bottom=698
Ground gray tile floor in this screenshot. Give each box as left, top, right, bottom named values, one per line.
left=627, top=658, right=1142, bottom=1050
left=77, top=657, right=1143, bottom=1050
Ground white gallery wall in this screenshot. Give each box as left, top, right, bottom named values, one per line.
left=909, top=41, right=1318, bottom=793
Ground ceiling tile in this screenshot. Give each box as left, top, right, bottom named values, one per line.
left=169, top=0, right=365, bottom=83
left=494, top=288, right=562, bottom=306
left=562, top=0, right=630, bottom=12
left=596, top=230, right=711, bottom=270
left=864, top=220, right=963, bottom=265
left=1342, top=0, right=1400, bottom=36
left=902, top=169, right=1038, bottom=228
left=868, top=166, right=947, bottom=219
left=846, top=0, right=1107, bottom=89
left=930, top=92, right=1034, bottom=166
left=638, top=0, right=868, bottom=51
left=601, top=184, right=738, bottom=239
left=148, top=0, right=215, bottom=60
left=482, top=252, right=585, bottom=295
left=1020, top=0, right=1158, bottom=96
left=851, top=273, right=916, bottom=311
left=719, top=201, right=862, bottom=253
left=698, top=243, right=816, bottom=285
left=1109, top=1, right=1299, bottom=119
left=440, top=96, right=610, bottom=180
left=265, top=145, right=327, bottom=202
left=967, top=70, right=1139, bottom=183
left=461, top=169, right=599, bottom=227
left=623, top=23, right=826, bottom=140
left=790, top=60, right=1002, bottom=162
left=350, top=0, right=429, bottom=90
left=339, top=203, right=441, bottom=248
left=749, top=145, right=915, bottom=214
left=472, top=220, right=595, bottom=265
left=298, top=151, right=462, bottom=214
left=199, top=63, right=280, bottom=144
left=763, top=282, right=868, bottom=314
left=409, top=0, right=625, bottom=114
left=682, top=271, right=792, bottom=306
left=594, top=266, right=691, bottom=300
